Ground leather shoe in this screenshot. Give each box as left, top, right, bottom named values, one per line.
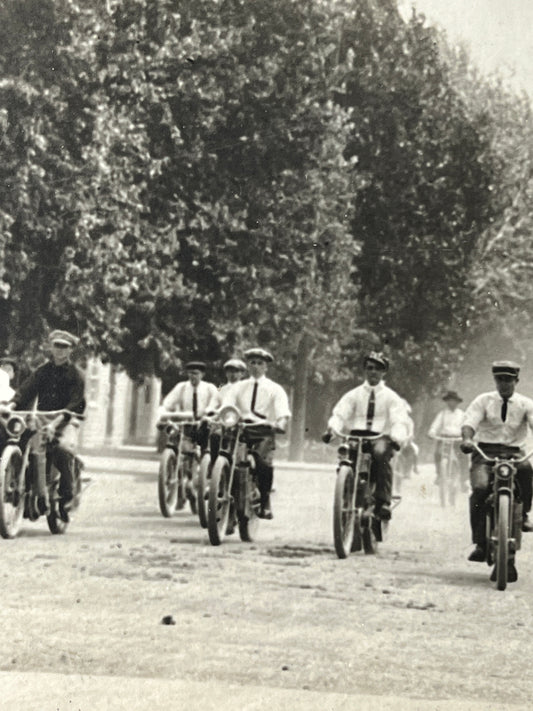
left=258, top=506, right=273, bottom=520
left=37, top=496, right=50, bottom=517
left=468, top=545, right=486, bottom=562
left=378, top=503, right=392, bottom=521
left=522, top=516, right=533, bottom=533
left=226, top=518, right=236, bottom=536
left=490, top=561, right=518, bottom=583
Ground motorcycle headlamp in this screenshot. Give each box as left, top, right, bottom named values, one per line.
left=219, top=406, right=240, bottom=428
left=337, top=443, right=350, bottom=459
left=496, top=463, right=513, bottom=479
left=6, top=415, right=26, bottom=438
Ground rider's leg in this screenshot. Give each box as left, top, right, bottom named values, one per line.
left=371, top=439, right=394, bottom=519
left=468, top=456, right=490, bottom=560
left=434, top=443, right=442, bottom=484
left=28, top=430, right=50, bottom=514
left=51, top=444, right=76, bottom=503
left=255, top=435, right=275, bottom=519
left=516, top=460, right=533, bottom=531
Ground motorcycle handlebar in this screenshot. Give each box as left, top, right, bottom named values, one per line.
left=329, top=428, right=383, bottom=442
left=469, top=442, right=533, bottom=464
left=13, top=409, right=85, bottom=421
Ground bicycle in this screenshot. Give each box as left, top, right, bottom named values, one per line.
left=434, top=435, right=462, bottom=507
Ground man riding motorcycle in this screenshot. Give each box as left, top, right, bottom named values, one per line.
left=322, top=351, right=409, bottom=521
left=220, top=348, right=290, bottom=519
left=12, top=330, right=85, bottom=521
left=461, top=360, right=533, bottom=582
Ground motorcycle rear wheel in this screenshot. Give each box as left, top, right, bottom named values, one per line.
left=496, top=493, right=510, bottom=591
left=0, top=445, right=25, bottom=539
left=197, top=452, right=211, bottom=528
left=208, top=457, right=231, bottom=546
left=333, top=464, right=356, bottom=559
left=158, top=449, right=178, bottom=517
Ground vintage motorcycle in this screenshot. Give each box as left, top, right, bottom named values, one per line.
left=207, top=405, right=279, bottom=546
left=157, top=415, right=200, bottom=517
left=329, top=429, right=399, bottom=559
left=470, top=443, right=531, bottom=591
left=434, top=435, right=462, bottom=507
left=0, top=409, right=85, bottom=538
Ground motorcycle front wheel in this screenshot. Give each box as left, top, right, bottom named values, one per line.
left=208, top=457, right=231, bottom=546
left=0, top=445, right=25, bottom=539
left=496, top=493, right=510, bottom=591
left=333, top=464, right=356, bottom=559
left=237, top=470, right=260, bottom=542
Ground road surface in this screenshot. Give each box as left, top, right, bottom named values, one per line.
left=0, top=455, right=531, bottom=710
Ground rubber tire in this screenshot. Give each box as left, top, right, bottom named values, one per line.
left=333, top=464, right=356, bottom=559
left=496, top=493, right=510, bottom=591
left=197, top=453, right=210, bottom=528
left=0, top=445, right=25, bottom=539
left=47, top=503, right=68, bottom=535
left=208, top=457, right=231, bottom=546
left=158, top=449, right=178, bottom=518
left=238, top=473, right=260, bottom=542
left=439, top=456, right=448, bottom=507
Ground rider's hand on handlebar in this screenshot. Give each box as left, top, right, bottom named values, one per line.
left=390, top=439, right=401, bottom=452
left=460, top=439, right=475, bottom=454
left=321, top=430, right=333, bottom=444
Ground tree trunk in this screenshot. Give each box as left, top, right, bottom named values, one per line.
left=289, top=334, right=312, bottom=462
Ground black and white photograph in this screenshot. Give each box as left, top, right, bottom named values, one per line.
left=0, top=0, right=532, bottom=709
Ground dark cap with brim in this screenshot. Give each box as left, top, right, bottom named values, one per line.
left=363, top=351, right=389, bottom=371
left=492, top=360, right=520, bottom=377
left=244, top=348, right=274, bottom=363
left=49, top=329, right=79, bottom=347
left=185, top=361, right=206, bottom=371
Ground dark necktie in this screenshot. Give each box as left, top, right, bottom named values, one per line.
left=251, top=381, right=258, bottom=412
left=366, top=388, right=375, bottom=430
left=501, top=397, right=508, bottom=423
left=192, top=388, right=198, bottom=419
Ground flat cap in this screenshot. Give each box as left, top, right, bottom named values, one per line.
left=185, top=360, right=206, bottom=371
left=223, top=358, right=247, bottom=371
left=49, top=329, right=79, bottom=347
left=492, top=360, right=520, bottom=377
left=244, top=347, right=274, bottom=363
left=363, top=351, right=389, bottom=371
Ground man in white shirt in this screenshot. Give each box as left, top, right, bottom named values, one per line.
left=221, top=347, right=291, bottom=519
left=207, top=358, right=247, bottom=464
left=428, top=390, right=467, bottom=488
left=461, top=360, right=533, bottom=580
left=322, top=352, right=410, bottom=521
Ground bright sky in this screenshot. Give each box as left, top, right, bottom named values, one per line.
left=398, top=0, right=533, bottom=97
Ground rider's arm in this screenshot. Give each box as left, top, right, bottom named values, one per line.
left=389, top=395, right=410, bottom=448
left=272, top=384, right=291, bottom=432
left=327, top=391, right=355, bottom=435
left=427, top=411, right=443, bottom=439
left=64, top=366, right=86, bottom=416
left=12, top=369, right=41, bottom=410
left=460, top=425, right=476, bottom=453
left=160, top=382, right=184, bottom=414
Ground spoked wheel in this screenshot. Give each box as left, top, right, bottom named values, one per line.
left=238, top=473, right=261, bottom=542
left=438, top=457, right=448, bottom=507
left=185, top=456, right=198, bottom=515
left=208, top=458, right=231, bottom=546
left=496, top=493, right=510, bottom=591
left=333, top=465, right=356, bottom=559
left=197, top=453, right=211, bottom=528
left=158, top=449, right=178, bottom=517
left=0, top=445, right=25, bottom=539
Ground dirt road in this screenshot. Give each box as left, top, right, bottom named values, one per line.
left=1, top=456, right=532, bottom=710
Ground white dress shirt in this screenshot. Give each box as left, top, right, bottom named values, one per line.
left=159, top=380, right=218, bottom=418
left=328, top=380, right=409, bottom=445
left=222, top=375, right=291, bottom=424
left=462, top=390, right=533, bottom=447
left=0, top=370, right=14, bottom=403
left=428, top=408, right=465, bottom=438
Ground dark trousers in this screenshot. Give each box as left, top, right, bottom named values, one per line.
left=252, top=434, right=275, bottom=506
left=370, top=440, right=395, bottom=506
left=469, top=445, right=532, bottom=546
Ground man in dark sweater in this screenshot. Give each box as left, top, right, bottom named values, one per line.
left=13, top=330, right=85, bottom=519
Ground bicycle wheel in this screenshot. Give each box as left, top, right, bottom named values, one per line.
left=496, top=493, right=510, bottom=591
left=438, top=456, right=448, bottom=507
left=197, top=453, right=210, bottom=528
left=208, top=457, right=231, bottom=546
left=158, top=449, right=178, bottom=518
left=333, top=464, right=356, bottom=559
left=0, top=445, right=25, bottom=539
